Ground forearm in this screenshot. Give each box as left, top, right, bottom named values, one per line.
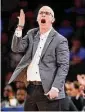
left=11, top=28, right=29, bottom=53
left=11, top=34, right=22, bottom=52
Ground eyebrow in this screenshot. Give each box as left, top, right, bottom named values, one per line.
left=39, top=11, right=53, bottom=16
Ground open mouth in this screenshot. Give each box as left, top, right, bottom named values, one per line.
left=41, top=19, right=46, bottom=23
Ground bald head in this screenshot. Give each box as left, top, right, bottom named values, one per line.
left=39, top=6, right=54, bottom=18
left=37, top=6, right=55, bottom=33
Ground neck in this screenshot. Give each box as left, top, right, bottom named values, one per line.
left=39, top=26, right=52, bottom=34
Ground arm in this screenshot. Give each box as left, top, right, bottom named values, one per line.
left=11, top=29, right=29, bottom=53
left=52, top=37, right=69, bottom=91
left=11, top=9, right=29, bottom=53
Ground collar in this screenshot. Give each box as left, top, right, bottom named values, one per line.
left=40, top=27, right=52, bottom=38
left=76, top=94, right=80, bottom=100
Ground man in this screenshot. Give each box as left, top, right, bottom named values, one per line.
left=8, top=6, right=69, bottom=111
left=70, top=38, right=85, bottom=65
left=16, top=88, right=27, bottom=107
left=70, top=81, right=84, bottom=111
left=15, top=81, right=26, bottom=89
left=65, top=81, right=73, bottom=96
left=77, top=74, right=85, bottom=110
left=1, top=85, right=16, bottom=107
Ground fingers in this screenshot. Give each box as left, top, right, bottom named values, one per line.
left=20, top=9, right=24, bottom=14
left=45, top=92, right=52, bottom=99
left=17, top=9, right=25, bottom=26
left=20, top=9, right=24, bottom=13
left=20, top=9, right=25, bottom=17
left=17, top=9, right=25, bottom=20
left=44, top=92, right=49, bottom=96
left=45, top=90, right=58, bottom=99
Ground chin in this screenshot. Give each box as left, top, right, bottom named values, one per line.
left=40, top=25, right=46, bottom=29
left=40, top=23, right=46, bottom=26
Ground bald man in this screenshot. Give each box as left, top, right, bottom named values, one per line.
left=8, top=6, right=69, bottom=111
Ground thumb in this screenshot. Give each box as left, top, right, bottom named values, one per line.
left=44, top=91, right=49, bottom=96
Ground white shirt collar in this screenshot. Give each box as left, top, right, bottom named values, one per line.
left=40, top=27, right=52, bottom=38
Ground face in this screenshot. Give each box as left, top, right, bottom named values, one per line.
left=16, top=90, right=26, bottom=103
left=65, top=83, right=74, bottom=96
left=16, top=81, right=25, bottom=89
left=66, top=82, right=80, bottom=97
left=4, top=86, right=13, bottom=98
left=77, top=75, right=85, bottom=86
left=71, top=87, right=79, bottom=97
left=37, top=6, right=55, bottom=29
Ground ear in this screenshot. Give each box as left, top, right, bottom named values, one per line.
left=52, top=17, right=55, bottom=23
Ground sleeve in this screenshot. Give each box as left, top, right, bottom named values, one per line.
left=15, top=30, right=22, bottom=37
left=52, top=37, right=69, bottom=91
left=11, top=29, right=32, bottom=53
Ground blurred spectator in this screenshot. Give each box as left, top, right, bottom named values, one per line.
left=65, top=81, right=80, bottom=110
left=15, top=81, right=26, bottom=89
left=70, top=38, right=85, bottom=65
left=57, top=19, right=74, bottom=38
left=64, top=0, right=85, bottom=14
left=16, top=88, right=27, bottom=107
left=71, top=81, right=84, bottom=110
left=77, top=74, right=85, bottom=87
left=77, top=74, right=85, bottom=97
left=65, top=81, right=73, bottom=97
left=1, top=32, right=8, bottom=45
left=1, top=85, right=17, bottom=108
left=70, top=81, right=81, bottom=97
left=76, top=16, right=85, bottom=28
left=77, top=74, right=85, bottom=111
left=75, top=16, right=85, bottom=47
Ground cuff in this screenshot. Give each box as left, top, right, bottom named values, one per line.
left=15, top=29, right=22, bottom=37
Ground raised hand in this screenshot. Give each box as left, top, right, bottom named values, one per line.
left=17, top=9, right=25, bottom=26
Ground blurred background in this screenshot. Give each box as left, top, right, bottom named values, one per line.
left=1, top=0, right=85, bottom=111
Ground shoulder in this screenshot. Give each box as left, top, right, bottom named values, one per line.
left=26, top=27, right=39, bottom=35
left=53, top=28, right=68, bottom=43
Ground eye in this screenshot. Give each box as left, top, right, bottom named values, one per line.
left=39, top=11, right=43, bottom=14
left=45, top=12, right=50, bottom=15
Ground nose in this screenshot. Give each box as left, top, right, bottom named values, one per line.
left=42, top=13, right=45, bottom=17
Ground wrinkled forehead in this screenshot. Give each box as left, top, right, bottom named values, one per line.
left=38, top=6, right=54, bottom=17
